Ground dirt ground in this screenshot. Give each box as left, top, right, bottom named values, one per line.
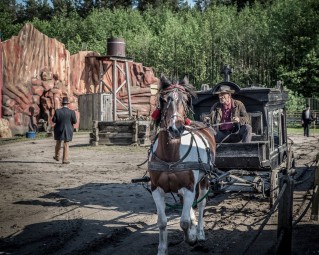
left=0, top=133, right=318, bottom=255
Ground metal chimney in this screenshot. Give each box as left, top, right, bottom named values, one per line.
left=106, top=38, right=126, bottom=57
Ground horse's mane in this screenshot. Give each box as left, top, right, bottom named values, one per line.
left=159, top=75, right=197, bottom=98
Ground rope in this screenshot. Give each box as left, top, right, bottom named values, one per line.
left=292, top=188, right=314, bottom=227
left=165, top=188, right=211, bottom=210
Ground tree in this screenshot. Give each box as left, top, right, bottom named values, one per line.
left=0, top=0, right=21, bottom=40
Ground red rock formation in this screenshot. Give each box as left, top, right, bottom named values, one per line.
left=1, top=23, right=158, bottom=135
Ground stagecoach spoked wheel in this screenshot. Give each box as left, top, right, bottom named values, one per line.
left=286, top=149, right=296, bottom=175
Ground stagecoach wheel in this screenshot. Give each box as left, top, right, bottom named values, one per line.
left=286, top=149, right=296, bottom=175
left=270, top=169, right=280, bottom=207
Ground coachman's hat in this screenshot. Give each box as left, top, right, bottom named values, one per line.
left=214, top=85, right=235, bottom=94
left=62, top=97, right=70, bottom=104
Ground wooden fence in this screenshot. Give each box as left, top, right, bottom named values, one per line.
left=286, top=111, right=319, bottom=127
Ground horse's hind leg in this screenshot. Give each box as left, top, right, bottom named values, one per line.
left=152, top=188, right=168, bottom=255
left=197, top=179, right=208, bottom=241
left=179, top=188, right=197, bottom=245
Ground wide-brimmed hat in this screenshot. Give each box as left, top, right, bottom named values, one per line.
left=214, top=85, right=235, bottom=94
left=62, top=97, right=69, bottom=104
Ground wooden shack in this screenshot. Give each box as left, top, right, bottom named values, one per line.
left=78, top=93, right=112, bottom=130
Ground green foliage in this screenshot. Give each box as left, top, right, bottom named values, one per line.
left=285, top=89, right=305, bottom=113
left=1, top=0, right=319, bottom=96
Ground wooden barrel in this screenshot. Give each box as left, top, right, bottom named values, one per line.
left=107, top=38, right=126, bottom=57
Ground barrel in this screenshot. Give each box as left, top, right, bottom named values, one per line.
left=107, top=38, right=126, bottom=57
left=26, top=131, right=36, bottom=139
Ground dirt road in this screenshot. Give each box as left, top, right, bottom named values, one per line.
left=0, top=133, right=318, bottom=255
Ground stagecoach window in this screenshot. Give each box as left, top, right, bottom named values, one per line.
left=269, top=109, right=282, bottom=151
left=249, top=112, right=263, bottom=135
left=273, top=110, right=280, bottom=147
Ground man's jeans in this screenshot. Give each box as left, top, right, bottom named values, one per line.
left=215, top=124, right=252, bottom=143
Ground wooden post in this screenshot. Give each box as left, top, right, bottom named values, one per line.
left=91, top=120, right=99, bottom=146
left=277, top=175, right=294, bottom=254
left=125, top=61, right=132, bottom=118
left=112, top=59, right=117, bottom=120
left=132, top=120, right=138, bottom=145
left=99, top=60, right=103, bottom=93
left=311, top=157, right=319, bottom=220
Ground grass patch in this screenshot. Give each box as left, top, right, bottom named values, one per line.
left=287, top=127, right=319, bottom=135
left=0, top=132, right=51, bottom=146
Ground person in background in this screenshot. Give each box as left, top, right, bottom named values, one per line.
left=209, top=85, right=252, bottom=143
left=52, top=97, right=77, bottom=164
left=301, top=104, right=314, bottom=137
left=28, top=106, right=38, bottom=132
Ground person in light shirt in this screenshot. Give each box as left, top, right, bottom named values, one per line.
left=301, top=104, right=314, bottom=137
left=209, top=85, right=252, bottom=143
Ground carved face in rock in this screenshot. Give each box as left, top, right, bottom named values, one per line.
left=41, top=71, right=48, bottom=81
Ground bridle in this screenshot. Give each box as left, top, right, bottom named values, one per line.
left=159, top=85, right=190, bottom=139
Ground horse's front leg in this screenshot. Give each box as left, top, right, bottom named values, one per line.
left=196, top=183, right=208, bottom=241
left=179, top=187, right=197, bottom=245
left=152, top=187, right=168, bottom=255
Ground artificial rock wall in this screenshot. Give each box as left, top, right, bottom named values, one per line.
left=1, top=23, right=158, bottom=135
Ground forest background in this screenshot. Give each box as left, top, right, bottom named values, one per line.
left=1, top=0, right=319, bottom=112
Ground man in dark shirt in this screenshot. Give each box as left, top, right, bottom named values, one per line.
left=52, top=97, right=77, bottom=164
left=301, top=104, right=314, bottom=137
left=209, top=85, right=252, bottom=143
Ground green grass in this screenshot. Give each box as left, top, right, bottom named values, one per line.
left=287, top=127, right=319, bottom=135
left=0, top=132, right=51, bottom=146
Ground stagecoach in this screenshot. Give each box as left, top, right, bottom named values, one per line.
left=131, top=73, right=296, bottom=254
left=193, top=71, right=294, bottom=205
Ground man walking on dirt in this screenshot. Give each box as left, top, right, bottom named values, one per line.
left=301, top=104, right=314, bottom=137
left=52, top=97, right=77, bottom=164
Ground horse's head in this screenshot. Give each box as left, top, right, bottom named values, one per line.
left=158, top=75, right=196, bottom=139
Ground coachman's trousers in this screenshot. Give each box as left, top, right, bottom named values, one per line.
left=55, top=140, right=70, bottom=163
left=215, top=124, right=252, bottom=143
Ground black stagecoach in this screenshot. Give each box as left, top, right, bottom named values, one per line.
left=192, top=69, right=294, bottom=204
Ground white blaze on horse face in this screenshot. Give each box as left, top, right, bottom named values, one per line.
left=168, top=92, right=180, bottom=129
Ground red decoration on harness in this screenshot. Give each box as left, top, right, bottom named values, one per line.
left=151, top=109, right=161, bottom=120
left=166, top=84, right=186, bottom=92
left=185, top=118, right=191, bottom=125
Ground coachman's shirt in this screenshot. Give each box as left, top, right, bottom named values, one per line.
left=209, top=99, right=250, bottom=131
left=220, top=101, right=233, bottom=131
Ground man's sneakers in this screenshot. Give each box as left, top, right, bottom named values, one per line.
left=53, top=156, right=59, bottom=161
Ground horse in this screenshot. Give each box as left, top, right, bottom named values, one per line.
left=148, top=75, right=216, bottom=255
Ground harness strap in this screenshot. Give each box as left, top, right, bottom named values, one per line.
left=186, top=127, right=215, bottom=173
left=151, top=134, right=194, bottom=167
left=148, top=161, right=212, bottom=172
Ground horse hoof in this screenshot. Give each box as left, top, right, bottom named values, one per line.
left=197, top=230, right=206, bottom=241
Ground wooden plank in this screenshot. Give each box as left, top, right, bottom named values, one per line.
left=98, top=138, right=133, bottom=145
left=99, top=132, right=133, bottom=139
left=98, top=125, right=134, bottom=133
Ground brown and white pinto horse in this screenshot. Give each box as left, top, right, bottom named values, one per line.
left=148, top=76, right=216, bottom=255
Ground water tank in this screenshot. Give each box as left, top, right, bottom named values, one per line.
left=107, top=38, right=126, bottom=57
